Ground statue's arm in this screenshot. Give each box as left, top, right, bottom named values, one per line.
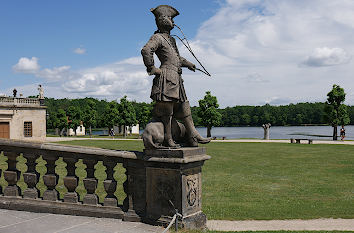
left=170, top=36, right=195, bottom=71
left=180, top=57, right=195, bottom=71
left=141, top=34, right=161, bottom=75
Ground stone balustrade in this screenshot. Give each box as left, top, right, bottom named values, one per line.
left=0, top=97, right=43, bottom=107
left=0, top=139, right=210, bottom=229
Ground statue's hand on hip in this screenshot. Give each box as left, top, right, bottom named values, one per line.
left=148, top=66, right=162, bottom=76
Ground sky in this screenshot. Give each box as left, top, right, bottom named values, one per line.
left=1, top=0, right=354, bottom=107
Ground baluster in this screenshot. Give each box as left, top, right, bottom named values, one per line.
left=103, top=159, right=118, bottom=207
left=3, top=152, right=21, bottom=196
left=83, top=159, right=98, bottom=205
left=42, top=154, right=59, bottom=201
left=23, top=153, right=40, bottom=198
left=63, top=157, right=79, bottom=203
left=123, top=160, right=145, bottom=221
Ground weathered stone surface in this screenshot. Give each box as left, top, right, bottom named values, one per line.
left=23, top=172, right=37, bottom=188
left=63, top=176, right=78, bottom=192
left=23, top=188, right=39, bottom=199
left=83, top=194, right=99, bottom=205
left=64, top=192, right=79, bottom=203
left=0, top=126, right=209, bottom=230
left=144, top=147, right=206, bottom=158
left=104, top=197, right=117, bottom=207
left=103, top=180, right=117, bottom=198
left=43, top=189, right=59, bottom=201
left=43, top=174, right=57, bottom=189
left=3, top=170, right=21, bottom=196
left=0, top=196, right=124, bottom=219
left=23, top=171, right=39, bottom=198
left=4, top=185, right=21, bottom=197
left=145, top=147, right=209, bottom=229
left=4, top=170, right=19, bottom=186
left=83, top=178, right=97, bottom=194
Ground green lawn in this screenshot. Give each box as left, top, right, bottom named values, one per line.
left=0, top=140, right=353, bottom=221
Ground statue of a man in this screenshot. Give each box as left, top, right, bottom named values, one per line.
left=262, top=123, right=271, bottom=140
left=141, top=5, right=210, bottom=148
left=38, top=84, right=44, bottom=99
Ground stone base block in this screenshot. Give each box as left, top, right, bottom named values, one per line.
left=83, top=194, right=98, bottom=205
left=43, top=190, right=58, bottom=201
left=104, top=197, right=117, bottom=207
left=64, top=192, right=79, bottom=203
left=4, top=185, right=21, bottom=197
left=123, top=209, right=141, bottom=222
left=23, top=188, right=39, bottom=199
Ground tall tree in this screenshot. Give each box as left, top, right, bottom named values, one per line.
left=103, top=101, right=120, bottom=134
left=55, top=109, right=68, bottom=136
left=324, top=84, right=350, bottom=140
left=118, top=96, right=137, bottom=137
left=82, top=99, right=97, bottom=137
left=197, top=91, right=222, bottom=137
left=137, top=105, right=152, bottom=129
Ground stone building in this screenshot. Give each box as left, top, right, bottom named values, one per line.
left=67, top=122, right=86, bottom=136
left=0, top=97, right=46, bottom=141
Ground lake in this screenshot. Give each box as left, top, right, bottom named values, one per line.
left=91, top=125, right=354, bottom=140
left=194, top=125, right=354, bottom=140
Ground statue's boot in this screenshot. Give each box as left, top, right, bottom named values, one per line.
left=176, top=101, right=211, bottom=147
left=161, top=115, right=180, bottom=148
left=154, top=102, right=180, bottom=148
left=183, top=115, right=211, bottom=147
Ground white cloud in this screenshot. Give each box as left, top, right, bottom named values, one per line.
left=12, top=57, right=40, bottom=74
left=38, top=66, right=71, bottom=80
left=243, top=73, right=269, bottom=83
left=11, top=55, right=151, bottom=101
left=302, top=47, right=351, bottom=67
left=74, top=47, right=86, bottom=54
left=176, top=0, right=354, bottom=106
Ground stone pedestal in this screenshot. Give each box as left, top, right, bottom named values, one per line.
left=144, top=147, right=210, bottom=229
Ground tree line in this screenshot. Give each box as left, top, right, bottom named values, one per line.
left=46, top=97, right=354, bottom=131
left=46, top=96, right=152, bottom=136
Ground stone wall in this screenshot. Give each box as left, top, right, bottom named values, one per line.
left=0, top=107, right=46, bottom=141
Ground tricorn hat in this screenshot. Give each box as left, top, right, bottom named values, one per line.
left=150, top=5, right=179, bottom=18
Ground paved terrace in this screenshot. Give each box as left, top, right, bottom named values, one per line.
left=0, top=209, right=162, bottom=233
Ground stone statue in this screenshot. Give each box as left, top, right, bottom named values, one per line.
left=13, top=88, right=17, bottom=98
left=141, top=5, right=210, bottom=148
left=262, top=123, right=271, bottom=140
left=38, top=85, right=44, bottom=99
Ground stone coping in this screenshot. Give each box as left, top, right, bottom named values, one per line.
left=0, top=139, right=210, bottom=164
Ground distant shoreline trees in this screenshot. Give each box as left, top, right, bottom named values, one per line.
left=45, top=97, right=354, bottom=133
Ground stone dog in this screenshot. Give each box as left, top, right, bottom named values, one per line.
left=143, top=118, right=186, bottom=149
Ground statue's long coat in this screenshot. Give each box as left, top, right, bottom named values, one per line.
left=141, top=32, right=194, bottom=102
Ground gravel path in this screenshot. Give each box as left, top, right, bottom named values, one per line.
left=207, top=219, right=354, bottom=231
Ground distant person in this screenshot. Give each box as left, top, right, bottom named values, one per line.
left=340, top=125, right=346, bottom=141
left=13, top=88, right=17, bottom=97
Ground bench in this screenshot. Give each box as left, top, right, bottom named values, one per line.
left=290, top=138, right=313, bottom=144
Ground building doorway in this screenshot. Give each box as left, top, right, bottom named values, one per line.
left=0, top=122, right=10, bottom=139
